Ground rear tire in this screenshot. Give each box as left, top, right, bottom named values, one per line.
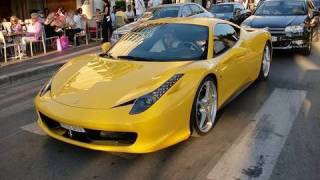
left=258, top=43, right=272, bottom=81
left=190, top=77, right=218, bottom=137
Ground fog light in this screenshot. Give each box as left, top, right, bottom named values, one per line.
left=292, top=40, right=304, bottom=45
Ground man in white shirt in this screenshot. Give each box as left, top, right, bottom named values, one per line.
left=135, top=0, right=146, bottom=17
left=126, top=5, right=135, bottom=22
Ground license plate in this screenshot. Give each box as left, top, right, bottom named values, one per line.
left=60, top=123, right=85, bottom=133
left=272, top=36, right=278, bottom=42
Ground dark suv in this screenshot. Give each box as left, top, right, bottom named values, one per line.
left=242, top=0, right=320, bottom=55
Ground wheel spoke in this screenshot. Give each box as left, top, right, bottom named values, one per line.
left=199, top=108, right=207, bottom=129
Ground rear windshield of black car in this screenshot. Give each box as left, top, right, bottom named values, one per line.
left=210, top=4, right=234, bottom=13
left=255, top=1, right=307, bottom=16
left=145, top=6, right=180, bottom=20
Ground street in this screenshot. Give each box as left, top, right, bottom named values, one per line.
left=0, top=41, right=320, bottom=180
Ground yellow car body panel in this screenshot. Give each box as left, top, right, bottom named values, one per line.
left=35, top=18, right=271, bottom=153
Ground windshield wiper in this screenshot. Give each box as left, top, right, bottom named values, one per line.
left=117, top=55, right=155, bottom=61
left=99, top=53, right=117, bottom=59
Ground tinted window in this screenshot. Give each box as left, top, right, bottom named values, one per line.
left=255, top=1, right=307, bottom=16
left=190, top=4, right=205, bottom=14
left=148, top=6, right=180, bottom=20
left=210, top=4, right=234, bottom=13
left=107, top=24, right=209, bottom=61
left=182, top=5, right=193, bottom=17
left=235, top=4, right=245, bottom=10
left=213, top=24, right=239, bottom=56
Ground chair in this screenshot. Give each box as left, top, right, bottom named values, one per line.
left=27, top=29, right=46, bottom=57
left=2, top=22, right=12, bottom=32
left=74, top=21, right=89, bottom=46
left=87, top=20, right=102, bottom=41
left=0, top=31, right=21, bottom=63
left=43, top=28, right=59, bottom=50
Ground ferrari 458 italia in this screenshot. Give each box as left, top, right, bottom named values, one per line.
left=35, top=18, right=272, bottom=153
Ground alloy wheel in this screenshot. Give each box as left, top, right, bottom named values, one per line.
left=195, top=81, right=218, bottom=133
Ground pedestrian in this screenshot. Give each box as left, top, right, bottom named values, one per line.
left=115, top=6, right=128, bottom=28
left=102, top=0, right=113, bottom=42
left=126, top=5, right=135, bottom=23
left=135, top=0, right=146, bottom=18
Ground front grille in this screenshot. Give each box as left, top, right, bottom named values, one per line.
left=269, top=28, right=285, bottom=35
left=39, top=112, right=137, bottom=145
left=272, top=40, right=291, bottom=47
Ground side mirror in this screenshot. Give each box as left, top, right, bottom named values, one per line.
left=101, top=42, right=111, bottom=52
left=313, top=10, right=320, bottom=17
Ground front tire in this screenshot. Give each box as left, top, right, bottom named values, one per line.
left=302, top=32, right=312, bottom=56
left=190, top=77, right=218, bottom=136
left=258, top=43, right=272, bottom=81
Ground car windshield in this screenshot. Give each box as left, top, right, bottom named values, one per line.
left=255, top=1, right=307, bottom=16
left=105, top=23, right=208, bottom=61
left=210, top=4, right=234, bottom=13
left=140, top=6, right=180, bottom=20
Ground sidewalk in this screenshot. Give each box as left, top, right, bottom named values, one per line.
left=0, top=43, right=102, bottom=86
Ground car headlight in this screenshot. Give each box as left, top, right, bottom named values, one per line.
left=39, top=79, right=52, bottom=97
left=285, top=25, right=304, bottom=34
left=130, top=74, right=184, bottom=115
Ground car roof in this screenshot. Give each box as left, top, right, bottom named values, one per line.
left=264, top=0, right=308, bottom=2
left=215, top=2, right=241, bottom=5
left=152, top=3, right=201, bottom=8
left=139, top=17, right=230, bottom=27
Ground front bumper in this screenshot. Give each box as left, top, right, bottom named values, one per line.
left=270, top=31, right=309, bottom=50
left=34, top=93, right=192, bottom=153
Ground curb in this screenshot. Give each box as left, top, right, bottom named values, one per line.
left=0, top=46, right=101, bottom=86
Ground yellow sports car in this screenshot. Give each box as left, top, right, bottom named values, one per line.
left=35, top=18, right=272, bottom=153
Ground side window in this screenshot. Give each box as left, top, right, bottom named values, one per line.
left=190, top=4, right=205, bottom=15
left=213, top=24, right=240, bottom=56
left=240, top=4, right=246, bottom=11
left=181, top=5, right=192, bottom=17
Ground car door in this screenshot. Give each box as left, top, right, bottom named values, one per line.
left=212, top=23, right=252, bottom=104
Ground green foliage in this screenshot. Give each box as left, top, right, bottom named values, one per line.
left=115, top=0, right=126, bottom=11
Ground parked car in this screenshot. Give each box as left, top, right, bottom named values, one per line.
left=111, top=3, right=213, bottom=44
left=209, top=2, right=252, bottom=24
left=241, top=0, right=320, bottom=55
left=35, top=18, right=272, bottom=153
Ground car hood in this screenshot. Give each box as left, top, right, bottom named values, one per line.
left=213, top=12, right=233, bottom=20
left=243, top=15, right=307, bottom=28
left=50, top=54, right=192, bottom=109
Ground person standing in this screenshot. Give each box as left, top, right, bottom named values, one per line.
left=102, top=0, right=113, bottom=42
left=115, top=6, right=128, bottom=28
left=135, top=0, right=146, bottom=17
left=126, top=5, right=135, bottom=23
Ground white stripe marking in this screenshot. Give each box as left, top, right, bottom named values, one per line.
left=21, top=122, right=46, bottom=136
left=207, top=88, right=306, bottom=180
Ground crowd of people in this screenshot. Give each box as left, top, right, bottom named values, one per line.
left=0, top=7, right=89, bottom=58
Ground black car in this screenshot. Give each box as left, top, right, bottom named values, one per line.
left=209, top=3, right=251, bottom=24
left=242, top=0, right=320, bottom=55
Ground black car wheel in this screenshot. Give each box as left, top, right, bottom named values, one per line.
left=302, top=32, right=312, bottom=56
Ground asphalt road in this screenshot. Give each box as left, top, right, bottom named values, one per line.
left=0, top=41, right=320, bottom=180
